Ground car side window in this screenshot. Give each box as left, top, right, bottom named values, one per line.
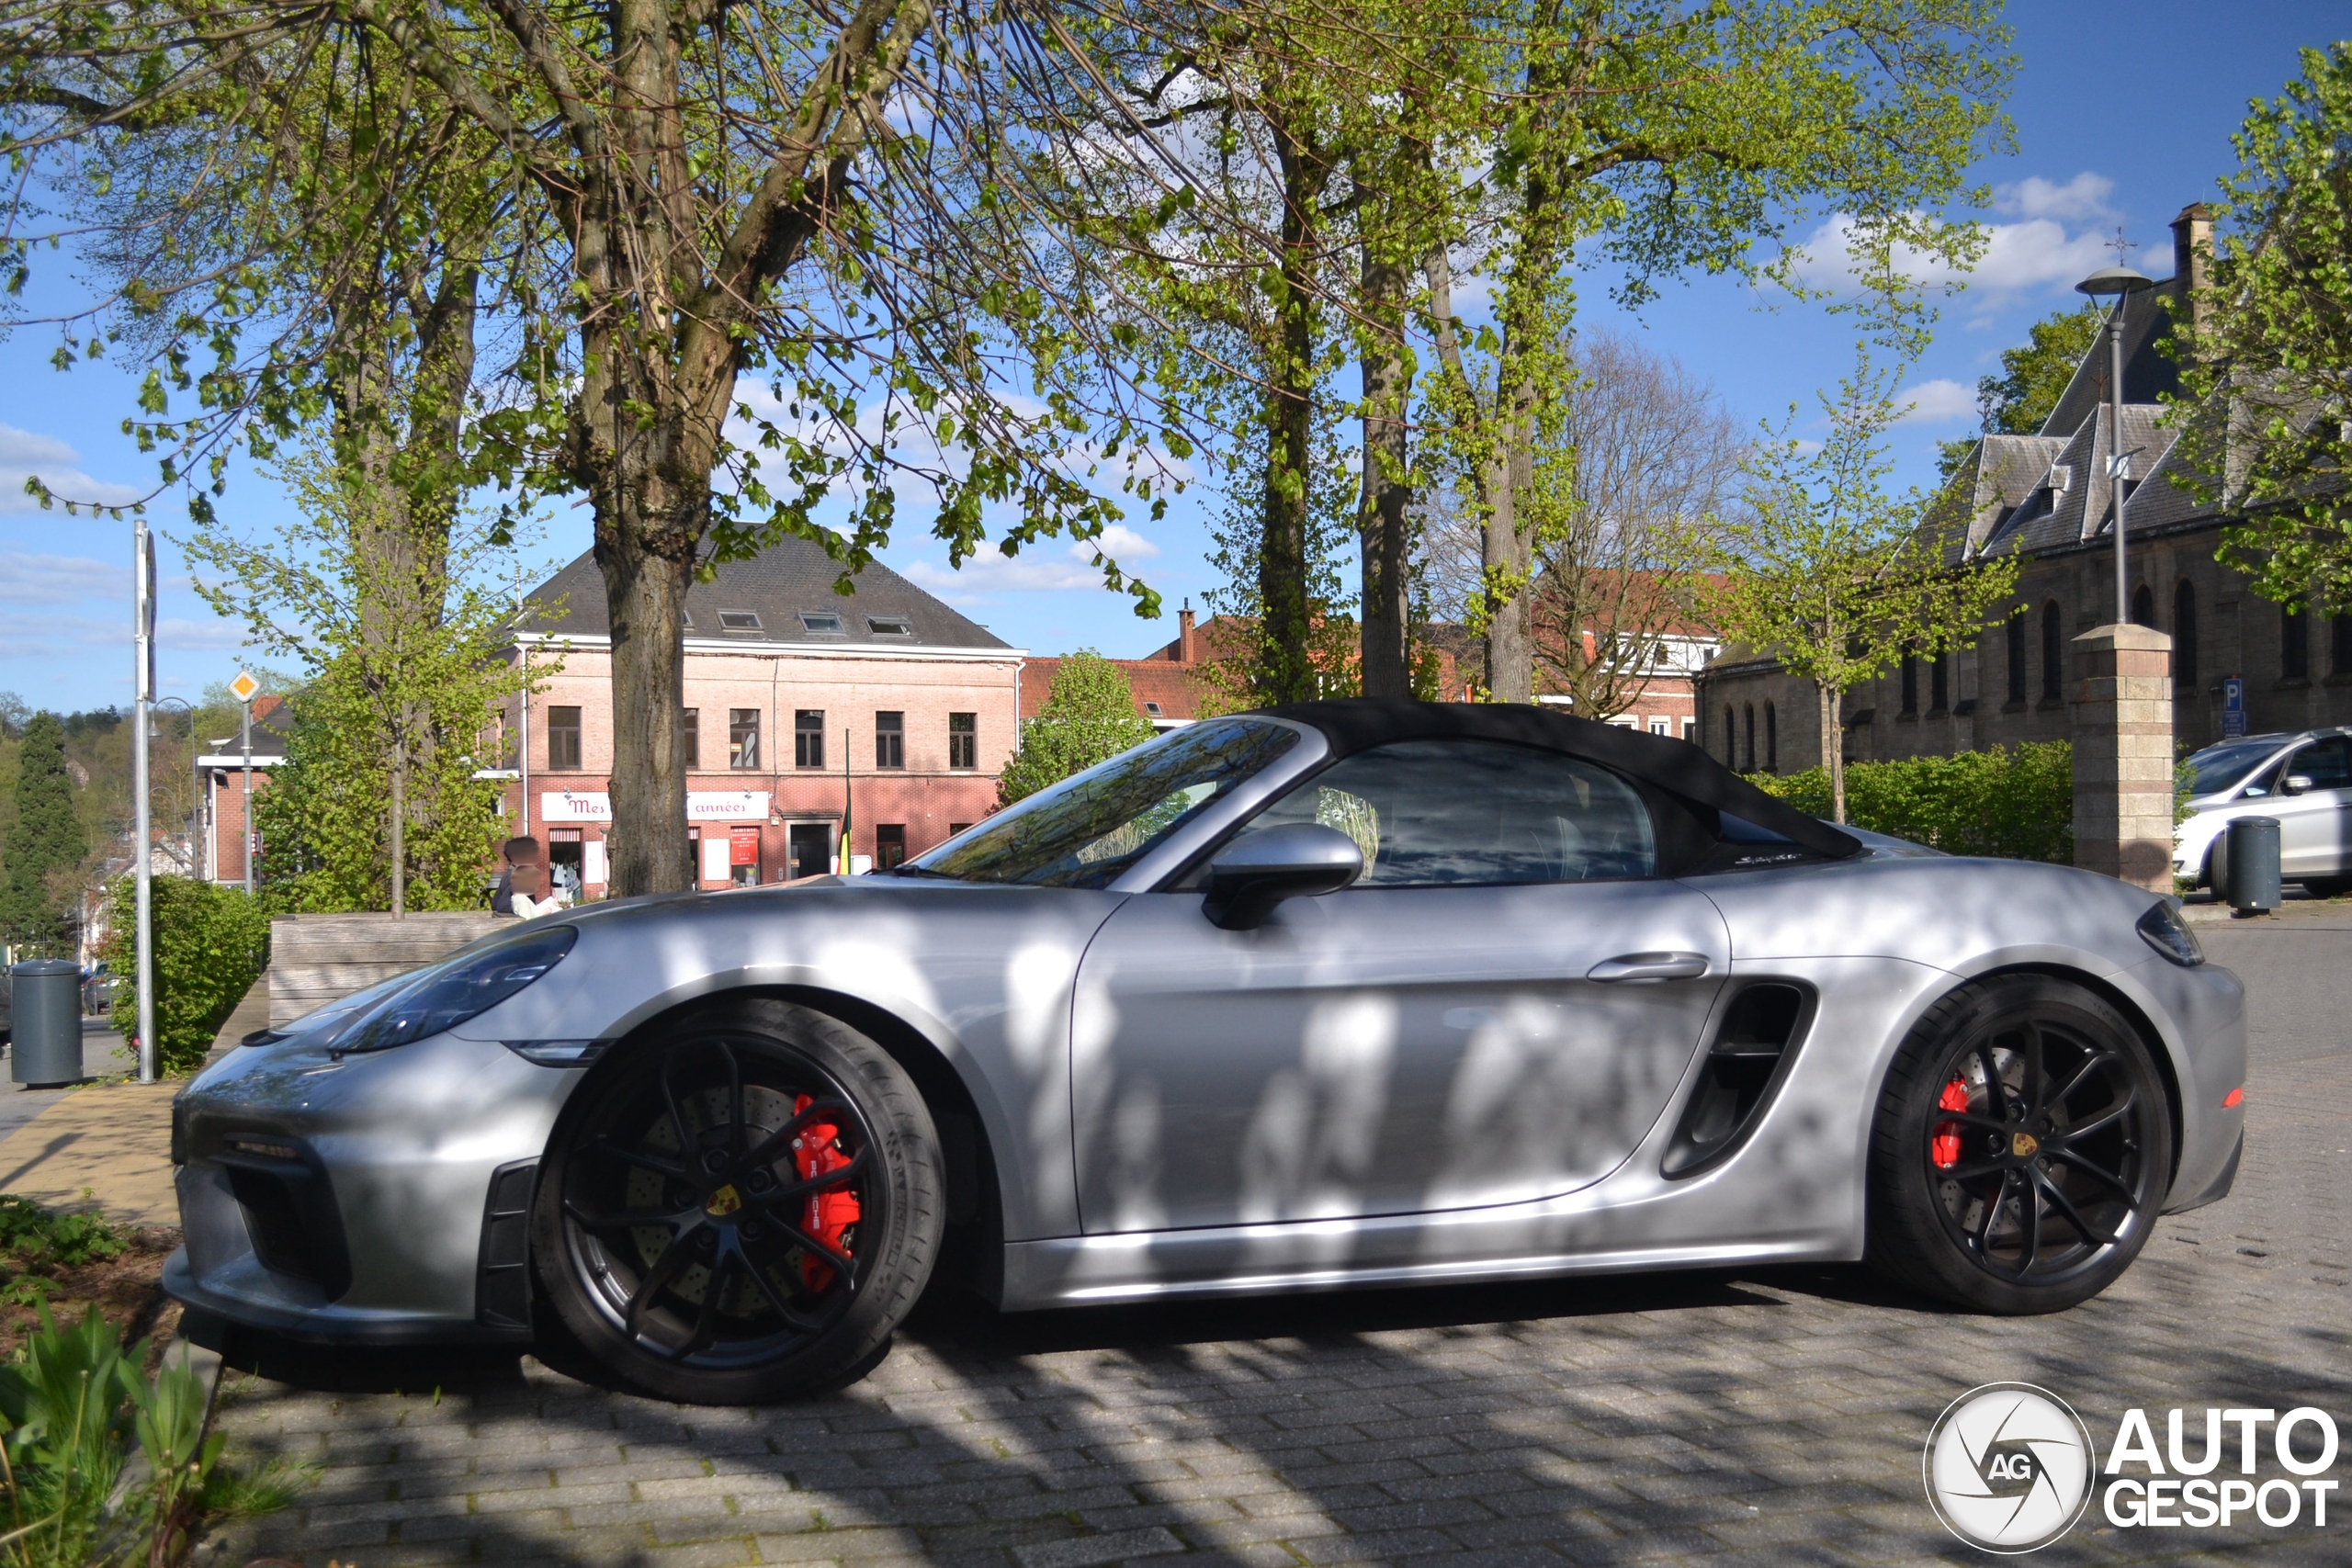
left=2290, top=737, right=2352, bottom=790
left=1247, top=739, right=1656, bottom=886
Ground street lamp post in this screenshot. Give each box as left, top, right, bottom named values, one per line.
left=131, top=516, right=157, bottom=1085
left=2075, top=264, right=2157, bottom=625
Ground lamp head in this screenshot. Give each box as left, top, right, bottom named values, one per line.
left=2075, top=265, right=2155, bottom=299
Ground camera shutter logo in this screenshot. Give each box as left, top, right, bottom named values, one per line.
left=1924, top=1382, right=2096, bottom=1552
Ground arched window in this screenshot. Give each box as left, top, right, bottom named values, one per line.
left=1764, top=702, right=1778, bottom=773
left=2284, top=602, right=2310, bottom=680
left=2132, top=582, right=2156, bottom=628
left=2334, top=613, right=2352, bottom=678
left=2007, top=611, right=2028, bottom=705
left=2041, top=601, right=2064, bottom=702
left=1929, top=650, right=1949, bottom=714
left=2175, top=580, right=2199, bottom=687
left=1899, top=652, right=1918, bottom=716
left=1723, top=705, right=1736, bottom=767
left=1743, top=705, right=1756, bottom=772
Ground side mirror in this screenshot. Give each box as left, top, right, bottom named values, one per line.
left=1203, top=824, right=1363, bottom=931
left=2283, top=773, right=2315, bottom=795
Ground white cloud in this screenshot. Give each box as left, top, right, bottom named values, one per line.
left=1998, top=172, right=2117, bottom=223
left=899, top=525, right=1162, bottom=600
left=1791, top=210, right=2119, bottom=303
left=0, top=426, right=145, bottom=514
left=1894, top=378, right=1978, bottom=426
left=0, top=549, right=124, bottom=604
left=155, top=615, right=254, bottom=650
left=1091, top=524, right=1160, bottom=559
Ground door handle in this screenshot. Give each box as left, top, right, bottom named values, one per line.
left=1588, top=951, right=1712, bottom=983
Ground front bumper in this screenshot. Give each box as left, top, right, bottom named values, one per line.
left=165, top=1029, right=576, bottom=1344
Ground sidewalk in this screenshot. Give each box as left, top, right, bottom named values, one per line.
left=0, top=978, right=268, bottom=1228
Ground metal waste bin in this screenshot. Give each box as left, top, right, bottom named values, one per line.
left=7, top=960, right=85, bottom=1087
left=2220, top=814, right=2281, bottom=915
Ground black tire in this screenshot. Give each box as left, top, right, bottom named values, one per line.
left=2299, top=875, right=2352, bottom=899
left=1867, top=976, right=2172, bottom=1314
left=532, top=998, right=944, bottom=1404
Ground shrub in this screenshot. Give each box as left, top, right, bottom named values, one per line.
left=98, top=877, right=270, bottom=1076
left=1746, top=741, right=2074, bottom=863
left=0, top=1199, right=126, bottom=1272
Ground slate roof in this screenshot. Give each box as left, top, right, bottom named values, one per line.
left=522, top=536, right=1013, bottom=652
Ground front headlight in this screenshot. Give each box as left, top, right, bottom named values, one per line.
left=2135, top=900, right=2204, bottom=967
left=329, top=926, right=579, bottom=1054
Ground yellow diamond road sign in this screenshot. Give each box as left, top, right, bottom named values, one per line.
left=230, top=671, right=259, bottom=704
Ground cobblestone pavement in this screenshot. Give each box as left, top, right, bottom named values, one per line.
left=202, top=924, right=2351, bottom=1567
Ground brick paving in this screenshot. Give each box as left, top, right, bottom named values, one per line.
left=200, top=922, right=2351, bottom=1567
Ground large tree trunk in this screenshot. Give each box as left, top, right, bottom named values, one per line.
left=1256, top=117, right=1324, bottom=705
left=1482, top=431, right=1535, bottom=703
left=598, top=535, right=696, bottom=895
left=1357, top=245, right=1413, bottom=699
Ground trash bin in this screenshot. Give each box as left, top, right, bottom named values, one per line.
left=2220, top=815, right=2281, bottom=914
left=7, top=960, right=85, bottom=1087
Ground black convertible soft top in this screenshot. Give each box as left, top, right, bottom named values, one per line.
left=1259, top=699, right=1862, bottom=861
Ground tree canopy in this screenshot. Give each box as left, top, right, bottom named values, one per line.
left=998, top=652, right=1158, bottom=807
left=2177, top=43, right=2352, bottom=613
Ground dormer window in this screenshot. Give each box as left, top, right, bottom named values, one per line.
left=1144, top=701, right=1163, bottom=717
left=2050, top=464, right=2073, bottom=492
left=718, top=610, right=763, bottom=632
left=797, top=611, right=845, bottom=635
left=866, top=615, right=912, bottom=637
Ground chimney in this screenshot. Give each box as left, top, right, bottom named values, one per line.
left=1178, top=602, right=1198, bottom=663
left=2171, top=202, right=2212, bottom=330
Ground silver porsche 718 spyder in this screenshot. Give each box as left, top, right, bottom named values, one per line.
left=168, top=701, right=2246, bottom=1404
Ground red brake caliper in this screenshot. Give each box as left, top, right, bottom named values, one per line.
left=1931, top=1077, right=1970, bottom=1169
left=790, top=1094, right=860, bottom=1292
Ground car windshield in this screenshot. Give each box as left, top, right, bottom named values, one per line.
left=907, top=717, right=1301, bottom=887
left=2184, top=739, right=2287, bottom=797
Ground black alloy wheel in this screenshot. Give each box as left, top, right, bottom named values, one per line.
left=533, top=998, right=943, bottom=1403
left=1868, top=976, right=2172, bottom=1314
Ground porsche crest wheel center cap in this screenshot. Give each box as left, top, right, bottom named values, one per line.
left=705, top=1184, right=743, bottom=1218
left=2011, top=1132, right=2040, bottom=1159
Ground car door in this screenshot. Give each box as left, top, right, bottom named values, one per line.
left=1069, top=739, right=1730, bottom=1235
left=2270, top=736, right=2352, bottom=877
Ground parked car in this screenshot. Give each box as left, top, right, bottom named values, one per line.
left=2174, top=728, right=2352, bottom=895
left=81, top=964, right=116, bottom=1016
left=169, top=700, right=2246, bottom=1404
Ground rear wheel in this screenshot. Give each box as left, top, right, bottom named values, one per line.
left=1867, top=976, right=2171, bottom=1314
left=2299, top=875, right=2352, bottom=898
left=533, top=998, right=943, bottom=1403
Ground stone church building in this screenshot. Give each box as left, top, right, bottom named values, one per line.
left=1698, top=205, right=2352, bottom=775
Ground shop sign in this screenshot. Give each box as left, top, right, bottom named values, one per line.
left=538, top=790, right=771, bottom=823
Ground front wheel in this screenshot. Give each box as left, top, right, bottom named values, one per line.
left=1867, top=976, right=2172, bottom=1314
left=532, top=998, right=944, bottom=1404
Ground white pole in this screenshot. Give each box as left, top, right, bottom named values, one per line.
left=241, top=697, right=254, bottom=896
left=133, top=517, right=156, bottom=1085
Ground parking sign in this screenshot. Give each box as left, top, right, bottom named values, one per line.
left=2222, top=675, right=2245, bottom=737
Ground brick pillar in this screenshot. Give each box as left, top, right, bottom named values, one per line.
left=2072, top=624, right=2174, bottom=890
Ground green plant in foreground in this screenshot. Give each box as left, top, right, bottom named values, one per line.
left=0, top=1307, right=299, bottom=1567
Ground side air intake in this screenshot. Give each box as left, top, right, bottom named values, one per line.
left=1661, top=983, right=1814, bottom=1179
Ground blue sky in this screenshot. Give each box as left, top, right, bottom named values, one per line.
left=0, top=3, right=2339, bottom=713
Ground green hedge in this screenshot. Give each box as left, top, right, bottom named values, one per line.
left=99, top=876, right=271, bottom=1075
left=1745, top=741, right=2074, bottom=863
